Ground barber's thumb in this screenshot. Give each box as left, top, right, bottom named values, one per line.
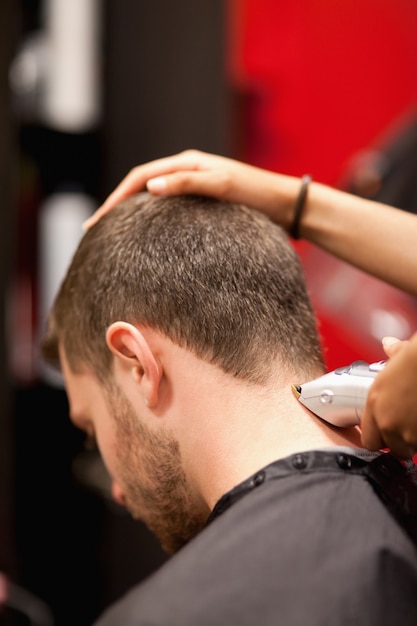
left=382, top=336, right=402, bottom=357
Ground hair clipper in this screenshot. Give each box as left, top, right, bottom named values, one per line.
left=292, top=360, right=386, bottom=427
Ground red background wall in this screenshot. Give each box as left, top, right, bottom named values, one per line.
left=226, top=0, right=417, bottom=369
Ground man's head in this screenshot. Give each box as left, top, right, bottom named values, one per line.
left=41, top=192, right=324, bottom=383
left=40, top=193, right=325, bottom=553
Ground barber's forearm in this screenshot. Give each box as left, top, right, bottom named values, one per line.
left=296, top=182, right=417, bottom=297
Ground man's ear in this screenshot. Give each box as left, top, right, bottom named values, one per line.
left=106, top=322, right=162, bottom=408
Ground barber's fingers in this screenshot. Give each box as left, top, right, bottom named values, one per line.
left=147, top=158, right=298, bottom=226
left=83, top=149, right=212, bottom=230
left=382, top=336, right=407, bottom=358
left=361, top=361, right=417, bottom=459
left=84, top=148, right=294, bottom=231
left=361, top=404, right=416, bottom=458
left=360, top=408, right=386, bottom=452
left=147, top=168, right=237, bottom=198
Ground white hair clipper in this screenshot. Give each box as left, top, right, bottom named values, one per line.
left=292, top=360, right=386, bottom=428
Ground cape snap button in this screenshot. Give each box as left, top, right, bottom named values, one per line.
left=337, top=453, right=352, bottom=469
left=292, top=454, right=307, bottom=470
left=249, top=472, right=265, bottom=488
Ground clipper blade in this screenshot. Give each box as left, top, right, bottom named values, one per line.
left=291, top=384, right=301, bottom=399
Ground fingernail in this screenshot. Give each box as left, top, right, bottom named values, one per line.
left=147, top=177, right=167, bottom=192
left=382, top=336, right=400, bottom=347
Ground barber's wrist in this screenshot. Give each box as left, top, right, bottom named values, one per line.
left=289, top=175, right=312, bottom=239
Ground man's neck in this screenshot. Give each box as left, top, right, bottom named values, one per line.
left=182, top=376, right=364, bottom=510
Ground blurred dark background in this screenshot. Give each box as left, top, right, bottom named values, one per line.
left=1, top=1, right=417, bottom=625
left=1, top=2, right=229, bottom=625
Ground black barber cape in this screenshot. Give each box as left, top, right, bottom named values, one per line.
left=94, top=450, right=417, bottom=626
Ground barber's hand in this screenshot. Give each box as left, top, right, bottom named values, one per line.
left=83, top=149, right=299, bottom=230
left=361, top=333, right=417, bottom=458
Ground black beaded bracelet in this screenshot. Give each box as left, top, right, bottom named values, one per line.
left=289, top=174, right=312, bottom=239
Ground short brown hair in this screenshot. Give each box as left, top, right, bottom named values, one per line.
left=40, top=193, right=324, bottom=384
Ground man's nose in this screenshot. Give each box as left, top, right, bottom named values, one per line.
left=111, top=481, right=126, bottom=507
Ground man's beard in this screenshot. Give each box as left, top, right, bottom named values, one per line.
left=106, top=384, right=210, bottom=554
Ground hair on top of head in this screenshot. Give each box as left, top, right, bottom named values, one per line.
left=40, top=192, right=324, bottom=384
